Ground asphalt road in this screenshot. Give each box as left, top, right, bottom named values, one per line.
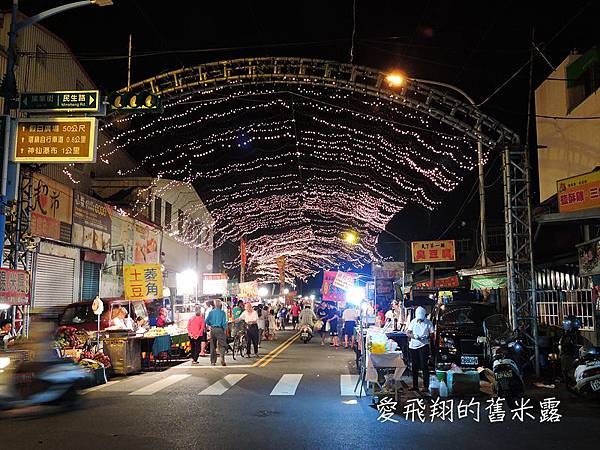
left=2, top=330, right=600, bottom=450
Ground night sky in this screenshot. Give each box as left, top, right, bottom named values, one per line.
left=11, top=0, right=600, bottom=284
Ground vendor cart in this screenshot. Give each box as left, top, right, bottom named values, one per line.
left=366, top=350, right=406, bottom=403
left=101, top=333, right=141, bottom=375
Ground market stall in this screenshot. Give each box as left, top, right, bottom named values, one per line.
left=140, top=325, right=190, bottom=369
left=356, top=321, right=407, bottom=403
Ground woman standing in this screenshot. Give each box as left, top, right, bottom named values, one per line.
left=268, top=306, right=277, bottom=340
left=236, top=302, right=260, bottom=357
left=257, top=305, right=266, bottom=347
left=187, top=306, right=206, bottom=364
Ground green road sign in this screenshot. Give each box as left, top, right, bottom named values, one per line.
left=19, top=90, right=100, bottom=112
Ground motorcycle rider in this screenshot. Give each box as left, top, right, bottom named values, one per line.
left=299, top=304, right=317, bottom=337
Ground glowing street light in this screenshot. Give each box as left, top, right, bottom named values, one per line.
left=283, top=288, right=290, bottom=295
left=386, top=73, right=404, bottom=87
left=309, top=294, right=315, bottom=301
left=258, top=286, right=269, bottom=297
left=343, top=230, right=359, bottom=245
left=346, top=286, right=366, bottom=304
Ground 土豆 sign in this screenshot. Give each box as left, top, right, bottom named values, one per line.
left=14, top=117, right=98, bottom=163
left=20, top=91, right=100, bottom=112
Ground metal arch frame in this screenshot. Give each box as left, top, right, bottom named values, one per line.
left=119, top=57, right=538, bottom=372
left=119, top=57, right=519, bottom=148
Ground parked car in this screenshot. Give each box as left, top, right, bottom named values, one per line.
left=59, top=298, right=148, bottom=332
left=431, top=301, right=497, bottom=369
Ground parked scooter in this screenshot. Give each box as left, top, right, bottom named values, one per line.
left=483, top=314, right=525, bottom=398
left=559, top=315, right=600, bottom=399
left=300, top=324, right=313, bottom=344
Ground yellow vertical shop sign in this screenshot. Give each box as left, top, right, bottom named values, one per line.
left=123, top=264, right=163, bottom=301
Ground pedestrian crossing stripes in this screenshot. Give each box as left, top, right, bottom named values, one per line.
left=129, top=374, right=191, bottom=396
left=199, top=373, right=247, bottom=396
left=270, top=374, right=303, bottom=396
left=90, top=373, right=368, bottom=397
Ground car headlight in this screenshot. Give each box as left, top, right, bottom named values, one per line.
left=0, top=357, right=11, bottom=369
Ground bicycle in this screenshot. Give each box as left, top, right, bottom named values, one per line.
left=232, top=324, right=249, bottom=358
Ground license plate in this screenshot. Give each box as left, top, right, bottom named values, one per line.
left=301, top=333, right=309, bottom=338
left=461, top=355, right=478, bottom=365
left=496, top=370, right=513, bottom=379
left=591, top=379, right=600, bottom=392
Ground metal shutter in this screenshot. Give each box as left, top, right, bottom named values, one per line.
left=33, top=253, right=76, bottom=317
left=81, top=261, right=100, bottom=301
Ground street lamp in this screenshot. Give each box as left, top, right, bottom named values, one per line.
left=343, top=230, right=359, bottom=245
left=258, top=286, right=269, bottom=297
left=386, top=73, right=405, bottom=87
left=283, top=288, right=290, bottom=295
left=388, top=72, right=489, bottom=268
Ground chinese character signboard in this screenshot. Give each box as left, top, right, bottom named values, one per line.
left=333, top=271, right=356, bottom=291
left=415, top=275, right=461, bottom=288
left=239, top=280, right=258, bottom=299
left=411, top=240, right=456, bottom=263
left=322, top=271, right=355, bottom=302
left=72, top=191, right=112, bottom=252
left=0, top=269, right=30, bottom=306
left=14, top=117, right=98, bottom=163
left=373, top=261, right=405, bottom=280
left=557, top=170, right=600, bottom=213
left=578, top=237, right=600, bottom=277
left=20, top=91, right=100, bottom=112
left=203, top=273, right=228, bottom=295
left=123, top=264, right=163, bottom=301
left=30, top=173, right=73, bottom=242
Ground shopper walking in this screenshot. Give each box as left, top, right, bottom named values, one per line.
left=237, top=302, right=260, bottom=357
left=268, top=306, right=277, bottom=340
left=278, top=305, right=288, bottom=331
left=290, top=302, right=301, bottom=330
left=406, top=306, right=434, bottom=392
left=206, top=300, right=228, bottom=366
left=327, top=303, right=340, bottom=348
left=316, top=302, right=329, bottom=346
left=342, top=306, right=357, bottom=349
left=257, top=305, right=266, bottom=347
left=187, top=306, right=206, bottom=364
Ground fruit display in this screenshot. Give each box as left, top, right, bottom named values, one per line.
left=79, top=351, right=111, bottom=368
left=55, top=326, right=89, bottom=349
left=144, top=327, right=168, bottom=338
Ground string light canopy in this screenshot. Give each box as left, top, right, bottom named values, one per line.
left=94, top=58, right=517, bottom=280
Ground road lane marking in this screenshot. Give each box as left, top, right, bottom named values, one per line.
left=82, top=380, right=121, bottom=395
left=172, top=364, right=254, bottom=369
left=251, top=332, right=300, bottom=367
left=259, top=334, right=300, bottom=367
left=129, top=374, right=191, bottom=396
left=198, top=374, right=247, bottom=396
left=340, top=374, right=361, bottom=396
left=270, top=374, right=303, bottom=396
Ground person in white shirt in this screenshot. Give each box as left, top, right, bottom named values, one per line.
left=406, top=306, right=434, bottom=392
left=341, top=307, right=357, bottom=349
left=236, top=303, right=260, bottom=357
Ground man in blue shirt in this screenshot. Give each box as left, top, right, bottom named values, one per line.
left=206, top=299, right=228, bottom=366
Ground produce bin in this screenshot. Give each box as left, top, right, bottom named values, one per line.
left=447, top=370, right=480, bottom=396
left=101, top=336, right=141, bottom=375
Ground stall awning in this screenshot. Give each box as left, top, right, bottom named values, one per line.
left=470, top=274, right=507, bottom=290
